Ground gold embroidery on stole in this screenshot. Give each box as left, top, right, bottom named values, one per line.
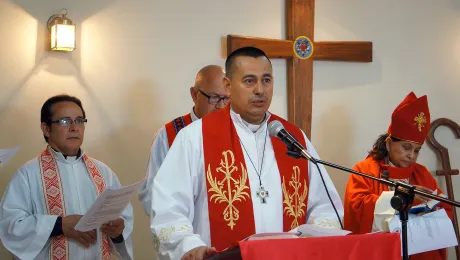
left=282, top=166, right=308, bottom=229
left=206, top=150, right=250, bottom=229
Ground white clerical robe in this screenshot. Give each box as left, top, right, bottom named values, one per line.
left=150, top=109, right=344, bottom=260
left=138, top=108, right=199, bottom=215
left=0, top=148, right=134, bottom=260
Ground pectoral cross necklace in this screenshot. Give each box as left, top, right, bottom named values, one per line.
left=239, top=128, right=269, bottom=203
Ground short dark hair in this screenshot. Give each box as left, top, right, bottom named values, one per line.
left=368, top=133, right=402, bottom=161
left=40, top=94, right=86, bottom=142
left=225, top=46, right=271, bottom=79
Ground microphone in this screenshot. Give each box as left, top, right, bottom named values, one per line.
left=268, top=120, right=316, bottom=163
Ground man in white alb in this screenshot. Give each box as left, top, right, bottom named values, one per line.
left=138, top=65, right=230, bottom=215
left=0, top=94, right=134, bottom=260
left=150, top=47, right=344, bottom=260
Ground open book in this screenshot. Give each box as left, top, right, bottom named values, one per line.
left=215, top=224, right=351, bottom=254
left=408, top=189, right=443, bottom=214
left=244, top=224, right=351, bottom=241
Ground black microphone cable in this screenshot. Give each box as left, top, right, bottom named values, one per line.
left=311, top=160, right=344, bottom=230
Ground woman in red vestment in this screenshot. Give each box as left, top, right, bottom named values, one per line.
left=344, top=92, right=453, bottom=260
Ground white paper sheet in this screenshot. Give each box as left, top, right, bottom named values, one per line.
left=389, top=209, right=458, bottom=255
left=0, top=146, right=20, bottom=169
left=74, top=180, right=144, bottom=232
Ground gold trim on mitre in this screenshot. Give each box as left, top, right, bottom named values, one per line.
left=386, top=133, right=424, bottom=145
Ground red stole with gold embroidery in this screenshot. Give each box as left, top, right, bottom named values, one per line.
left=202, top=105, right=309, bottom=251
left=39, top=146, right=111, bottom=260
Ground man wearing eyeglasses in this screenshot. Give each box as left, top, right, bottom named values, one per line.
left=150, top=47, right=344, bottom=260
left=0, top=94, right=134, bottom=260
left=138, top=65, right=230, bottom=216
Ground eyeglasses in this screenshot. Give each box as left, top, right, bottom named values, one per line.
left=50, top=117, right=87, bottom=127
left=195, top=87, right=230, bottom=105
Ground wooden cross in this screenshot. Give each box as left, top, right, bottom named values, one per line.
left=226, top=0, right=373, bottom=138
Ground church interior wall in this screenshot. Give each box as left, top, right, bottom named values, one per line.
left=1, top=0, right=459, bottom=259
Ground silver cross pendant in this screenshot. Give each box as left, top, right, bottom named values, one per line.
left=257, top=186, right=269, bottom=203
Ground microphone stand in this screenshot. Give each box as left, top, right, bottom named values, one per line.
left=286, top=147, right=460, bottom=260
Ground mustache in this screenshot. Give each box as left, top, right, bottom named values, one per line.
left=249, top=94, right=268, bottom=102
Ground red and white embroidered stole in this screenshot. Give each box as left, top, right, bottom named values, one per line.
left=39, top=146, right=111, bottom=260
left=165, top=113, right=193, bottom=147
left=202, top=105, right=309, bottom=250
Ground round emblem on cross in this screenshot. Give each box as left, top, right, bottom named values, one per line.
left=257, top=186, right=269, bottom=203
left=293, top=36, right=314, bottom=59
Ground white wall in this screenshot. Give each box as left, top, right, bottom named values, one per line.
left=0, top=0, right=459, bottom=259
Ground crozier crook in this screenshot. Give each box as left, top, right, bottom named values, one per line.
left=426, top=118, right=460, bottom=260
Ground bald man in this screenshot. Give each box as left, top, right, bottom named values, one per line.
left=138, top=65, right=230, bottom=215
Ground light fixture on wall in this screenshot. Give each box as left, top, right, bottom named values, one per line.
left=47, top=8, right=76, bottom=52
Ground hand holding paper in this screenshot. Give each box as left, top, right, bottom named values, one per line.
left=74, top=180, right=143, bottom=232
left=100, top=218, right=125, bottom=238
left=62, top=215, right=97, bottom=248
left=413, top=185, right=434, bottom=204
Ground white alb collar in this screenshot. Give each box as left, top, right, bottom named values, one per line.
left=229, top=106, right=271, bottom=133
left=191, top=107, right=200, bottom=122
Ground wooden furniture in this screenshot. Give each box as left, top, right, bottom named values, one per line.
left=426, top=117, right=460, bottom=260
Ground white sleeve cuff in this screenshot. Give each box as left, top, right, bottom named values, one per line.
left=372, top=191, right=396, bottom=232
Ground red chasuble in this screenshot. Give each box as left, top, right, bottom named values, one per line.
left=165, top=113, right=192, bottom=147
left=202, top=105, right=310, bottom=251
left=344, top=156, right=454, bottom=260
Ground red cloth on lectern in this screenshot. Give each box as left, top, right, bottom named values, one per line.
left=238, top=233, right=401, bottom=260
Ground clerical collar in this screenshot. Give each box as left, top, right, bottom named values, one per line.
left=230, top=106, right=270, bottom=133
left=191, top=107, right=200, bottom=122
left=246, top=116, right=266, bottom=132
left=49, top=146, right=82, bottom=161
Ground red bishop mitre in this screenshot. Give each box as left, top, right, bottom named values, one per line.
left=387, top=92, right=430, bottom=145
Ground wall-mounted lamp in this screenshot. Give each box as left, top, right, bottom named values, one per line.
left=47, top=9, right=76, bottom=51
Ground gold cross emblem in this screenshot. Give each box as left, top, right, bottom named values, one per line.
left=413, top=112, right=427, bottom=132
left=207, top=150, right=250, bottom=229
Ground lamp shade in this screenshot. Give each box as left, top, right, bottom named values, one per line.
left=48, top=9, right=76, bottom=51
